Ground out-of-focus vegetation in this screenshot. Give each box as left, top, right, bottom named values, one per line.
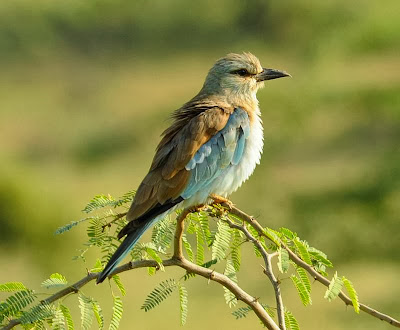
left=0, top=0, right=399, bottom=329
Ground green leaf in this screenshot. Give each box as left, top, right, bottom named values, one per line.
left=182, top=234, right=194, bottom=262
left=112, top=275, right=126, bottom=296
left=141, top=279, right=178, bottom=312
left=90, top=259, right=103, bottom=273
left=0, top=289, right=37, bottom=322
left=212, top=220, right=231, bottom=261
left=178, top=284, right=188, bottom=326
left=109, top=295, right=123, bottom=330
left=342, top=276, right=360, bottom=313
left=19, top=303, right=55, bottom=325
left=82, top=194, right=116, bottom=213
left=291, top=275, right=312, bottom=306
left=201, top=259, right=218, bottom=269
left=0, top=282, right=27, bottom=292
left=195, top=224, right=205, bottom=265
left=277, top=248, right=290, bottom=273
left=293, top=239, right=312, bottom=265
left=197, top=211, right=213, bottom=245
left=78, top=293, right=94, bottom=330
left=55, top=217, right=92, bottom=235
left=87, top=217, right=107, bottom=247
left=230, top=230, right=243, bottom=271
left=263, top=227, right=281, bottom=246
left=280, top=227, right=297, bottom=240
left=324, top=271, right=343, bottom=302
left=232, top=304, right=274, bottom=320
left=60, top=304, right=74, bottom=330
left=308, top=247, right=333, bottom=268
left=51, top=308, right=65, bottom=330
left=92, top=299, right=104, bottom=329
left=151, top=215, right=175, bottom=252
left=41, top=273, right=68, bottom=289
left=223, top=258, right=238, bottom=307
left=232, top=306, right=252, bottom=319
left=145, top=247, right=164, bottom=271
left=296, top=266, right=311, bottom=293
left=284, top=310, right=300, bottom=330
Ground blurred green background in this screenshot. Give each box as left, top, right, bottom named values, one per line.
left=1, top=0, right=399, bottom=329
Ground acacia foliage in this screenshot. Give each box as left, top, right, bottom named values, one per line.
left=0, top=192, right=359, bottom=329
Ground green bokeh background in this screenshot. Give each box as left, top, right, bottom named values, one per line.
left=1, top=0, right=399, bottom=329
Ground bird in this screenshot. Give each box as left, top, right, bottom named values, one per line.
left=97, top=52, right=290, bottom=284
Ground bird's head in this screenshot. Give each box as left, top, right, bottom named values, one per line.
left=201, top=52, right=290, bottom=108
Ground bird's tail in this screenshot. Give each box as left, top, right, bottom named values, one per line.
left=96, top=218, right=156, bottom=284
left=96, top=197, right=183, bottom=284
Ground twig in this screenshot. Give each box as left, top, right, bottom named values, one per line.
left=219, top=202, right=400, bottom=328
left=101, top=212, right=127, bottom=231
left=223, top=216, right=286, bottom=330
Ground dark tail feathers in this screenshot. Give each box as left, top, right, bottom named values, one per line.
left=96, top=197, right=183, bottom=284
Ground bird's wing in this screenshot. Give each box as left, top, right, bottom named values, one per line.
left=119, top=106, right=249, bottom=238
left=181, top=107, right=250, bottom=199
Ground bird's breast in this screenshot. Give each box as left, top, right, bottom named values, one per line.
left=212, top=110, right=264, bottom=197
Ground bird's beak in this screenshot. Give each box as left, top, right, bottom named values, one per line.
left=256, top=68, right=291, bottom=82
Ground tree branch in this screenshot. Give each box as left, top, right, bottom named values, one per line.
left=223, top=215, right=286, bottom=329
left=3, top=203, right=399, bottom=330
left=219, top=202, right=400, bottom=328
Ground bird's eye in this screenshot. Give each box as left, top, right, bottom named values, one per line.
left=231, top=69, right=249, bottom=76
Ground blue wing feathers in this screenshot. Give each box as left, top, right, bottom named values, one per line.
left=181, top=108, right=250, bottom=199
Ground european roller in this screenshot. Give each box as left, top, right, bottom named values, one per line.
left=97, top=52, right=290, bottom=283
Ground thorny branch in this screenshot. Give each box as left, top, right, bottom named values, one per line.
left=3, top=203, right=400, bottom=330
left=217, top=201, right=400, bottom=329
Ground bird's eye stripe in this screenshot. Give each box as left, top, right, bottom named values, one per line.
left=230, top=69, right=252, bottom=76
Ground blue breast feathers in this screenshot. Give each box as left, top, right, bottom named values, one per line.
left=181, top=108, right=250, bottom=199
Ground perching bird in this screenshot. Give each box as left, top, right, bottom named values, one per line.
left=97, top=52, right=290, bottom=283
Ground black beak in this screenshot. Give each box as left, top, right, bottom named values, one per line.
left=256, top=68, right=291, bottom=82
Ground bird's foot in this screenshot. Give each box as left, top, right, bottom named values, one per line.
left=187, top=204, right=206, bottom=213
left=210, top=194, right=234, bottom=210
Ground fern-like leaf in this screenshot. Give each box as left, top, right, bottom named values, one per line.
left=182, top=234, right=194, bottom=262
left=78, top=293, right=94, bottom=330
left=0, top=289, right=37, bottom=322
left=59, top=304, right=74, bottom=330
left=280, top=227, right=297, bottom=240
left=92, top=299, right=104, bottom=329
left=195, top=224, right=205, bottom=265
left=55, top=217, right=92, bottom=235
left=109, top=295, right=123, bottom=330
left=324, top=271, right=343, bottom=302
left=212, top=220, right=231, bottom=261
left=112, top=275, right=126, bottom=296
left=19, top=303, right=55, bottom=325
left=223, top=258, right=238, bottom=307
left=291, top=275, right=312, bottom=306
left=230, top=229, right=243, bottom=272
left=82, top=194, right=115, bottom=213
left=151, top=215, right=175, bottom=252
left=51, top=307, right=65, bottom=330
left=0, top=282, right=27, bottom=292
left=277, top=248, right=290, bottom=273
left=296, top=266, right=311, bottom=294
left=342, top=276, right=360, bottom=313
left=293, top=239, right=312, bottom=265
left=232, top=304, right=274, bottom=320
left=87, top=217, right=107, bottom=247
left=263, top=227, right=281, bottom=246
left=284, top=310, right=300, bottom=330
left=41, top=273, right=68, bottom=289
left=178, top=284, right=188, bottom=326
left=141, top=279, right=177, bottom=312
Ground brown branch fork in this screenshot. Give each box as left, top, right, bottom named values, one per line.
left=2, top=201, right=399, bottom=330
